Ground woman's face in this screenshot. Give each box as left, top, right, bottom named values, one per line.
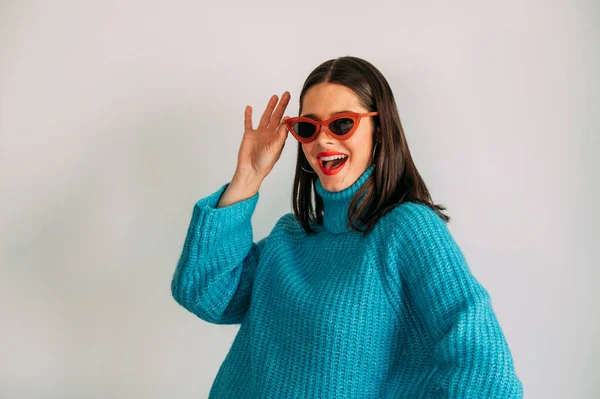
left=301, top=83, right=376, bottom=192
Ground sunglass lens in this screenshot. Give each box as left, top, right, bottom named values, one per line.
left=294, top=122, right=317, bottom=139
left=329, top=118, right=354, bottom=136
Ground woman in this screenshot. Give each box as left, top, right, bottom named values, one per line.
left=171, top=56, right=524, bottom=398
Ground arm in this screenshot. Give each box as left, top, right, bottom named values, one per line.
left=395, top=203, right=523, bottom=398
left=171, top=181, right=265, bottom=325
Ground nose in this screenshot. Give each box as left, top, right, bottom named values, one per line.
left=314, top=123, right=336, bottom=145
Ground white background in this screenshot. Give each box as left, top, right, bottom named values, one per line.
left=1, top=1, right=598, bottom=398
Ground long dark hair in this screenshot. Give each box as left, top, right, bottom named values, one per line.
left=292, top=56, right=450, bottom=237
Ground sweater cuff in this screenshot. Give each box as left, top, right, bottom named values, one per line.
left=192, top=182, right=260, bottom=238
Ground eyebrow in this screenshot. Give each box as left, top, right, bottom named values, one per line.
left=300, top=110, right=354, bottom=120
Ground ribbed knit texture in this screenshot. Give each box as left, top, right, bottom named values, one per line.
left=171, top=164, right=524, bottom=398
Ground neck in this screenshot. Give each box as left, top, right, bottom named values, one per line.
left=315, top=165, right=375, bottom=234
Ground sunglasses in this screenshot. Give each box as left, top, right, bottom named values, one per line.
left=284, top=111, right=379, bottom=143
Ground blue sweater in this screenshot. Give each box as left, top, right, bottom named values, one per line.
left=171, top=164, right=524, bottom=398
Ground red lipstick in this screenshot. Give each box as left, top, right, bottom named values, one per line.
left=317, top=151, right=349, bottom=176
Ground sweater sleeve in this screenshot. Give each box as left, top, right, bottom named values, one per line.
left=171, top=182, right=266, bottom=325
left=394, top=203, right=524, bottom=399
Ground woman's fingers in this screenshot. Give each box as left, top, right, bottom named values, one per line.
left=249, top=91, right=290, bottom=135
left=278, top=116, right=290, bottom=139
left=244, top=105, right=253, bottom=131
left=268, top=91, right=290, bottom=129
left=258, top=94, right=278, bottom=129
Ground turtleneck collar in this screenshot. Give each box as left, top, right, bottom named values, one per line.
left=314, top=164, right=375, bottom=234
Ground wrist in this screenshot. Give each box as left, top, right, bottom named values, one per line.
left=233, top=168, right=264, bottom=188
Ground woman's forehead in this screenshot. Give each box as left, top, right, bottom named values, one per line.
left=302, top=84, right=364, bottom=118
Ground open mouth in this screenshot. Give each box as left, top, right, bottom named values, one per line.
left=318, top=155, right=348, bottom=175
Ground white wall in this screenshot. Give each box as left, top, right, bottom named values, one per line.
left=1, top=1, right=598, bottom=398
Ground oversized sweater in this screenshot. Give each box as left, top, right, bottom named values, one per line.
left=171, top=164, right=524, bottom=398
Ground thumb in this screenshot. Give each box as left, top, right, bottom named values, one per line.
left=278, top=116, right=290, bottom=134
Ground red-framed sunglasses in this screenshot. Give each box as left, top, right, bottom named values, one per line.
left=284, top=111, right=379, bottom=143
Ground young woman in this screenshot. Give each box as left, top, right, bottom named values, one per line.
left=171, top=56, right=524, bottom=398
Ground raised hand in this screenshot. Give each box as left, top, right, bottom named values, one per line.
left=236, top=91, right=291, bottom=180
left=216, top=92, right=292, bottom=208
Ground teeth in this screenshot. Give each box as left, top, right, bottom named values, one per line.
left=320, top=154, right=348, bottom=161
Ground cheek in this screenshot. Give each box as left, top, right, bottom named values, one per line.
left=351, top=130, right=373, bottom=154
left=345, top=140, right=362, bottom=157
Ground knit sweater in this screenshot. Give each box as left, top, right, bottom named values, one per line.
left=171, top=164, right=524, bottom=398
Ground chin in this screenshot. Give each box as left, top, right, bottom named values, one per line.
left=318, top=170, right=354, bottom=192
left=319, top=181, right=340, bottom=192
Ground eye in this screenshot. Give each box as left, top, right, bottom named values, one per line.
left=294, top=121, right=318, bottom=139
left=329, top=118, right=354, bottom=135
